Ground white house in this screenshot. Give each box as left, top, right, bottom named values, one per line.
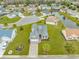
left=40, top=4, right=51, bottom=10
left=7, top=11, right=25, bottom=18
left=62, top=28, right=79, bottom=40
left=30, top=24, right=48, bottom=43
left=0, top=29, right=17, bottom=57
left=46, top=16, right=59, bottom=25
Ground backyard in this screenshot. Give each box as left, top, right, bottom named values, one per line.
left=0, top=16, right=21, bottom=24
left=4, top=24, right=31, bottom=55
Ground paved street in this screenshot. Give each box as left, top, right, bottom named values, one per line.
left=15, top=16, right=40, bottom=26
left=0, top=16, right=40, bottom=28
left=1, top=55, right=79, bottom=59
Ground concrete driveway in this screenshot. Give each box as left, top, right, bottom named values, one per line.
left=29, top=42, right=38, bottom=57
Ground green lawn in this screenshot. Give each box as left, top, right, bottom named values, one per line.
left=65, top=40, right=79, bottom=54
left=4, top=24, right=31, bottom=55
left=38, top=21, right=66, bottom=55
left=59, top=12, right=79, bottom=25
left=0, top=16, right=21, bottom=24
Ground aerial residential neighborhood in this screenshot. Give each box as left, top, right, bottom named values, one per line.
left=0, top=0, right=79, bottom=59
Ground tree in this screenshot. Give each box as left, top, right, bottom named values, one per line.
left=47, top=2, right=53, bottom=15
left=13, top=24, right=17, bottom=28
left=4, top=23, right=8, bottom=27
left=25, top=0, right=30, bottom=6
left=35, top=7, right=42, bottom=16
left=49, top=8, right=53, bottom=15
left=77, top=8, right=79, bottom=12
left=20, top=26, right=24, bottom=31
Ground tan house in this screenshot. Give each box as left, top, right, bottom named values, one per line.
left=62, top=28, right=79, bottom=40
left=46, top=16, right=59, bottom=25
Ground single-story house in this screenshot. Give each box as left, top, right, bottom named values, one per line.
left=62, top=28, right=79, bottom=40
left=40, top=4, right=51, bottom=10
left=27, top=4, right=36, bottom=13
left=7, top=11, right=24, bottom=18
left=60, top=8, right=67, bottom=13
left=0, top=5, right=6, bottom=15
left=46, top=16, right=59, bottom=25
left=30, top=24, right=48, bottom=43
left=0, top=29, right=16, bottom=57
left=51, top=4, right=61, bottom=12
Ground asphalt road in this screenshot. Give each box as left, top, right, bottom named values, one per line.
left=0, top=16, right=40, bottom=28
left=1, top=55, right=79, bottom=59
left=15, top=16, right=40, bottom=26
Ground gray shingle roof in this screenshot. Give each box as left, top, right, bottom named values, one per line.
left=30, top=24, right=48, bottom=40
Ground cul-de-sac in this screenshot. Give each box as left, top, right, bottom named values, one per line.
left=0, top=0, right=79, bottom=58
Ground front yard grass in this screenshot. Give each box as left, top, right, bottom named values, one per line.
left=4, top=24, right=31, bottom=55
left=65, top=40, right=79, bottom=54
left=38, top=21, right=66, bottom=55
left=0, top=16, right=21, bottom=24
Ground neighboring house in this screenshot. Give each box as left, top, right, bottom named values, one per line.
left=67, top=9, right=79, bottom=19
left=40, top=4, right=51, bottom=10
left=7, top=13, right=17, bottom=18
left=0, top=5, right=4, bottom=13
left=3, top=0, right=26, bottom=4
left=0, top=5, right=5, bottom=15
left=7, top=11, right=24, bottom=18
left=60, top=8, right=67, bottom=13
left=27, top=4, right=36, bottom=15
left=30, top=24, right=48, bottom=43
left=46, top=16, right=59, bottom=25
left=0, top=29, right=16, bottom=57
left=3, top=0, right=63, bottom=4
left=0, top=5, right=10, bottom=16
left=52, top=4, right=61, bottom=12
left=62, top=28, right=79, bottom=40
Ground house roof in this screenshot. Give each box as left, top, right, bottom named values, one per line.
left=30, top=31, right=39, bottom=39
left=46, top=16, right=58, bottom=22
left=38, top=25, right=48, bottom=36
left=0, top=29, right=14, bottom=38
left=65, top=28, right=79, bottom=36
left=30, top=24, right=48, bottom=39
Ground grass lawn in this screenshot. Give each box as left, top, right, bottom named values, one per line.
left=0, top=16, right=21, bottom=24
left=38, top=21, right=66, bottom=55
left=4, top=24, right=31, bottom=55
left=59, top=12, right=79, bottom=25
left=65, top=40, right=79, bottom=54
